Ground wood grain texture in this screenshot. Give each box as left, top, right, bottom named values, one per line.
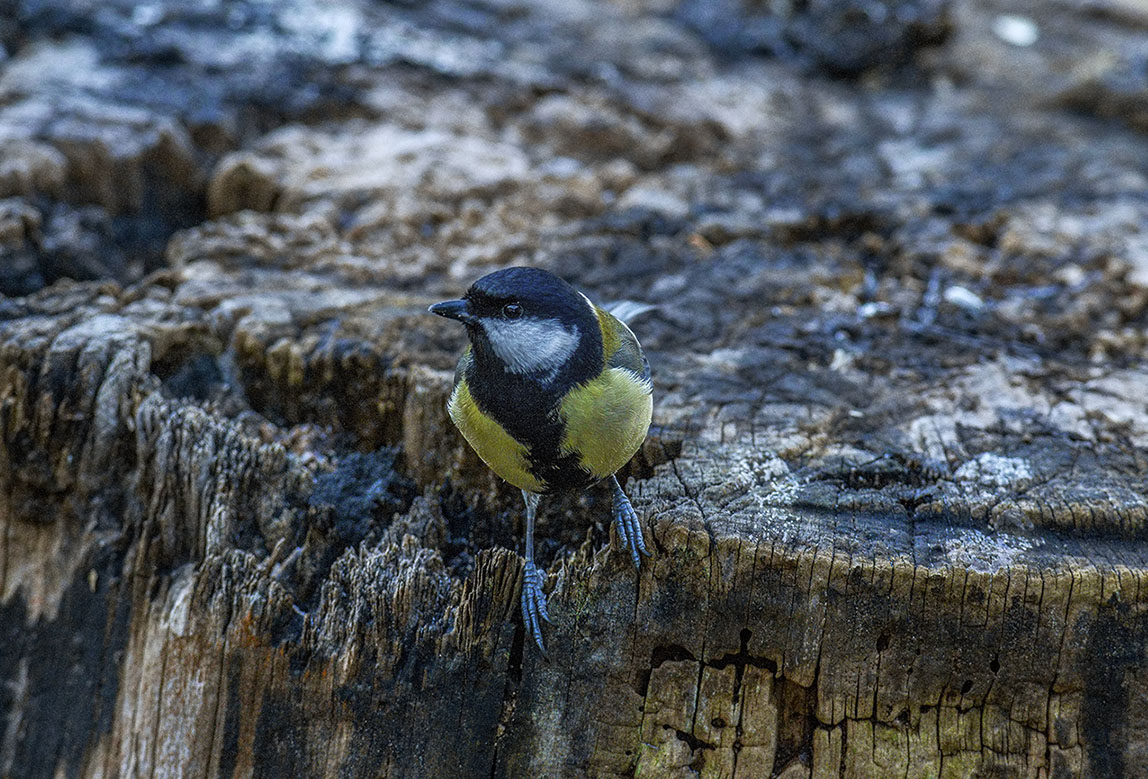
left=5, top=0, right=1148, bottom=776
left=4, top=262, right=1148, bottom=777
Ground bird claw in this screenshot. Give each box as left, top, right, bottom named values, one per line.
left=521, top=559, right=550, bottom=655
left=612, top=484, right=648, bottom=569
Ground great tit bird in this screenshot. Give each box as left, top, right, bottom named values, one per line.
left=429, top=266, right=653, bottom=653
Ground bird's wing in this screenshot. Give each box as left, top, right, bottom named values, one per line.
left=599, top=308, right=651, bottom=387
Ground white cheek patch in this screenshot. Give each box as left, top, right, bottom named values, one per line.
left=483, top=318, right=579, bottom=376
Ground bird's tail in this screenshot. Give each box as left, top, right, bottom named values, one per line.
left=604, top=300, right=656, bottom=324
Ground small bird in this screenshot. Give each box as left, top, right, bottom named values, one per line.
left=429, top=266, right=653, bottom=653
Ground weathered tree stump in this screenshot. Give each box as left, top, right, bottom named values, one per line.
left=5, top=0, right=1148, bottom=777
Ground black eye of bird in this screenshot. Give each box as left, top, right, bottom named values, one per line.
left=502, top=303, right=523, bottom=320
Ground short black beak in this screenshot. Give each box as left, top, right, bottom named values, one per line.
left=428, top=298, right=475, bottom=324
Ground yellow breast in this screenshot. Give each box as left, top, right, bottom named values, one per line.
left=558, top=366, right=653, bottom=479
left=448, top=378, right=544, bottom=493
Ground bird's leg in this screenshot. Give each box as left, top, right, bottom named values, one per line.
left=520, top=490, right=550, bottom=654
left=611, top=475, right=648, bottom=568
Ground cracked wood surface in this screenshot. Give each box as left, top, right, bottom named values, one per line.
left=5, top=0, right=1148, bottom=777
left=4, top=257, right=1148, bottom=778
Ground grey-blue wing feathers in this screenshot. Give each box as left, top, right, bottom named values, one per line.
left=606, top=316, right=651, bottom=387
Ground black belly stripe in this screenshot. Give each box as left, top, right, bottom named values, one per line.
left=533, top=453, right=599, bottom=493
left=465, top=338, right=602, bottom=494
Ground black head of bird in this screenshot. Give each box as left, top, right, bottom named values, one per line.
left=429, top=266, right=653, bottom=653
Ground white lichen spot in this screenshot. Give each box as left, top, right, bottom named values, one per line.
left=992, top=15, right=1039, bottom=47
left=829, top=348, right=855, bottom=372
left=954, top=453, right=1033, bottom=490
left=943, top=528, right=1037, bottom=573
left=942, top=285, right=984, bottom=312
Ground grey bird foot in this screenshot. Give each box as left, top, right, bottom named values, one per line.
left=612, top=480, right=648, bottom=568
left=521, top=558, right=551, bottom=655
